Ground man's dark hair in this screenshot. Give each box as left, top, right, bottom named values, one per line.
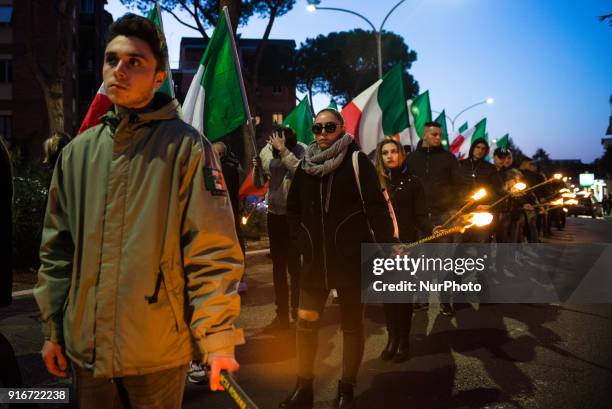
left=493, top=147, right=511, bottom=158
left=424, top=121, right=442, bottom=129
left=106, top=13, right=168, bottom=73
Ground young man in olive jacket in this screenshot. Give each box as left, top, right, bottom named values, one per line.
left=34, top=15, right=243, bottom=408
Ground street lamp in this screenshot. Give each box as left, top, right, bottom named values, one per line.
left=432, top=97, right=494, bottom=132
left=306, top=0, right=407, bottom=79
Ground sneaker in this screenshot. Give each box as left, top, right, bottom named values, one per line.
left=440, top=303, right=454, bottom=317
left=331, top=289, right=340, bottom=304
left=187, top=361, right=208, bottom=384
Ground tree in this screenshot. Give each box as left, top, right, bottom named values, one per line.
left=594, top=146, right=612, bottom=178
left=24, top=0, right=76, bottom=138
left=295, top=29, right=419, bottom=106
left=599, top=13, right=612, bottom=26
left=532, top=148, right=551, bottom=164
left=119, top=0, right=296, bottom=81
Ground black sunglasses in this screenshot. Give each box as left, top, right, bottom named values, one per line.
left=312, top=122, right=340, bottom=135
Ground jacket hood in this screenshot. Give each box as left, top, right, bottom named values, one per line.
left=468, top=138, right=490, bottom=160
left=104, top=93, right=181, bottom=126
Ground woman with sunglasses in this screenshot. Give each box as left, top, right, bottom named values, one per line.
left=374, top=138, right=432, bottom=363
left=281, top=109, right=394, bottom=409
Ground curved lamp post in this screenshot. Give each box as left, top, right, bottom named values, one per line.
left=432, top=97, right=494, bottom=132
left=307, top=0, right=407, bottom=79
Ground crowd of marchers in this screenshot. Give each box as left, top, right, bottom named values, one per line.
left=255, top=109, right=575, bottom=409
left=0, top=12, right=587, bottom=409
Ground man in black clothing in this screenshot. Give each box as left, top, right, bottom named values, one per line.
left=458, top=138, right=496, bottom=243
left=406, top=121, right=460, bottom=317
left=519, top=158, right=546, bottom=241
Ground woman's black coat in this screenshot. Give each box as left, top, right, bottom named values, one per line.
left=387, top=166, right=432, bottom=243
left=286, top=141, right=394, bottom=290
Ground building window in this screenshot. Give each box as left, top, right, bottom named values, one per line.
left=0, top=6, right=12, bottom=24
left=0, top=115, right=12, bottom=141
left=272, top=85, right=283, bottom=95
left=80, top=0, right=95, bottom=14
left=0, top=60, right=11, bottom=83
left=272, top=113, right=283, bottom=124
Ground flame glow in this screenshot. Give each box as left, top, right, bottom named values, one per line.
left=551, top=198, right=564, bottom=206
left=512, top=182, right=527, bottom=192
left=471, top=188, right=487, bottom=201
left=241, top=216, right=248, bottom=225
left=553, top=173, right=563, bottom=180
left=467, top=212, right=494, bottom=228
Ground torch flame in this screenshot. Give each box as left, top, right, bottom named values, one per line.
left=553, top=173, right=563, bottom=180
left=551, top=198, right=564, bottom=206
left=512, top=182, right=527, bottom=192
left=466, top=212, right=494, bottom=228
left=241, top=216, right=248, bottom=225
left=471, top=188, right=487, bottom=201
left=563, top=208, right=568, bottom=213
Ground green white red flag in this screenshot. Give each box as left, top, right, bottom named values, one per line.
left=341, top=65, right=411, bottom=155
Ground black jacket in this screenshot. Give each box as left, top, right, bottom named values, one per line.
left=387, top=166, right=432, bottom=243
left=405, top=144, right=460, bottom=215
left=286, top=141, right=394, bottom=290
left=457, top=158, right=496, bottom=198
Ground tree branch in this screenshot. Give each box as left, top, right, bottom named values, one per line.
left=161, top=4, right=203, bottom=35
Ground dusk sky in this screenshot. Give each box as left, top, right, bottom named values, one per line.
left=107, top=0, right=612, bottom=163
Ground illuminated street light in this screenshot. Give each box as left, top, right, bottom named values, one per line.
left=306, top=0, right=407, bottom=79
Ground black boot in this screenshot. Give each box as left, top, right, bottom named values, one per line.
left=380, top=330, right=399, bottom=360
left=334, top=380, right=354, bottom=409
left=392, top=337, right=410, bottom=363
left=279, top=377, right=314, bottom=409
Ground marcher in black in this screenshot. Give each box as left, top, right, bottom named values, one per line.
left=458, top=138, right=496, bottom=243
left=375, top=139, right=431, bottom=363
left=405, top=121, right=460, bottom=316
left=214, top=141, right=245, bottom=254
left=519, top=158, right=546, bottom=242
left=281, top=109, right=394, bottom=409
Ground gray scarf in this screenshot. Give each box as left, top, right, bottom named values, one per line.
left=302, top=133, right=354, bottom=177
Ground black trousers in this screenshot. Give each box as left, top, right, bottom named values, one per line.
left=383, top=303, right=413, bottom=340
left=268, top=213, right=300, bottom=318
left=73, top=364, right=188, bottom=409
left=296, top=286, right=364, bottom=385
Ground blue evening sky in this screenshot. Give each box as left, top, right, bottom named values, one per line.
left=106, top=0, right=612, bottom=162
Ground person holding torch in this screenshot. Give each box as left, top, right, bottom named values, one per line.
left=374, top=138, right=432, bottom=363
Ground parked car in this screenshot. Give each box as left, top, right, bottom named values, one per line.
left=569, top=195, right=603, bottom=218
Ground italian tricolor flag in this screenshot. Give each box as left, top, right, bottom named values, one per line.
left=77, top=5, right=174, bottom=135
left=182, top=11, right=247, bottom=141
left=450, top=118, right=487, bottom=160
left=341, top=65, right=410, bottom=155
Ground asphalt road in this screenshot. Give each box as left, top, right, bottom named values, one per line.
left=2, top=217, right=612, bottom=409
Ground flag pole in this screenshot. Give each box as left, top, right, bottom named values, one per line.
left=153, top=2, right=175, bottom=99
left=222, top=6, right=258, bottom=155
